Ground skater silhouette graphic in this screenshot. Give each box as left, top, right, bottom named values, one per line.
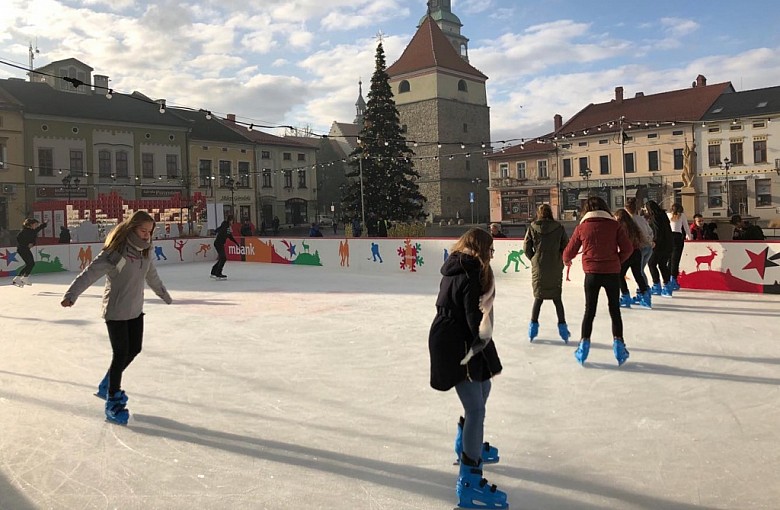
left=173, top=240, right=187, bottom=261
left=154, top=245, right=167, bottom=260
left=501, top=249, right=528, bottom=272
left=370, top=242, right=383, bottom=263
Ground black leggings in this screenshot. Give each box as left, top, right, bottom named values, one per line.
left=648, top=249, right=671, bottom=285
left=669, top=233, right=685, bottom=278
left=106, top=314, right=144, bottom=395
left=211, top=243, right=227, bottom=275
left=581, top=273, right=623, bottom=340
left=17, top=246, right=35, bottom=277
left=620, top=249, right=648, bottom=294
left=531, top=297, right=566, bottom=324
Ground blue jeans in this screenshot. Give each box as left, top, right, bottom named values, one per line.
left=455, top=379, right=492, bottom=462
left=639, top=245, right=652, bottom=287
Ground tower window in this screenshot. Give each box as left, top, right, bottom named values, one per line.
left=457, top=80, right=468, bottom=92
left=399, top=80, right=410, bottom=93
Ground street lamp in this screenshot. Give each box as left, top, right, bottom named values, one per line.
left=471, top=177, right=483, bottom=224
left=225, top=176, right=236, bottom=217
left=580, top=167, right=592, bottom=195
left=719, top=157, right=732, bottom=214
left=61, top=174, right=81, bottom=205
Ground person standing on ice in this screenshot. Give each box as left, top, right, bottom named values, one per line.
left=12, top=218, right=47, bottom=287
left=563, top=196, right=633, bottom=367
left=428, top=228, right=508, bottom=509
left=524, top=203, right=570, bottom=343
left=61, top=210, right=172, bottom=425
left=211, top=214, right=237, bottom=279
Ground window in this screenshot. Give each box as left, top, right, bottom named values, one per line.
left=578, top=141, right=588, bottom=147
left=753, top=121, right=766, bottom=129
left=297, top=169, right=307, bottom=188
left=457, top=79, right=467, bottom=92
left=673, top=148, right=684, bottom=170
left=708, top=144, right=721, bottom=167
left=98, top=150, right=111, bottom=177
left=562, top=158, right=572, bottom=178
left=283, top=152, right=291, bottom=161
left=463, top=123, right=468, bottom=133
left=578, top=157, right=589, bottom=175
left=199, top=159, right=212, bottom=187
left=499, top=163, right=509, bottom=178
left=142, top=153, right=154, bottom=178
left=115, top=151, right=128, bottom=178
left=0, top=141, right=6, bottom=169
left=756, top=179, right=771, bottom=206
left=284, top=170, right=292, bottom=188
left=70, top=150, right=84, bottom=175
left=219, top=160, right=231, bottom=186
left=672, top=130, right=684, bottom=136
left=730, top=142, right=744, bottom=165
left=37, top=148, right=54, bottom=176
left=297, top=153, right=306, bottom=162
left=261, top=151, right=271, bottom=159
left=537, top=160, right=548, bottom=179
left=730, top=124, right=742, bottom=131
left=708, top=127, right=720, bottom=133
left=647, top=133, right=658, bottom=139
left=753, top=140, right=767, bottom=163
left=262, top=169, right=272, bottom=188
left=648, top=150, right=659, bottom=171
left=399, top=80, right=410, bottom=93
left=624, top=153, right=635, bottom=173
left=707, top=181, right=723, bottom=208
left=516, top=161, right=526, bottom=179
left=166, top=154, right=178, bottom=178
left=238, top=161, right=250, bottom=187
left=599, top=155, right=609, bottom=175
left=599, top=139, right=609, bottom=145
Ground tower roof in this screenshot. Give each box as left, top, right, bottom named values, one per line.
left=386, top=16, right=486, bottom=80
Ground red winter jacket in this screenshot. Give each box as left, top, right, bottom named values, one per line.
left=563, top=211, right=633, bottom=274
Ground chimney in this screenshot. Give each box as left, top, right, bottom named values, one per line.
left=635, top=92, right=644, bottom=98
left=554, top=114, right=562, bottom=131
left=226, top=113, right=236, bottom=123
left=615, top=86, right=624, bottom=103
left=695, top=74, right=707, bottom=87
left=93, top=74, right=109, bottom=93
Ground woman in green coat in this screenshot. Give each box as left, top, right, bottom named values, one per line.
left=523, top=204, right=570, bottom=342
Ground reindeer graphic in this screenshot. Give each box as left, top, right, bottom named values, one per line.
left=695, top=246, right=718, bottom=271
left=37, top=249, right=51, bottom=262
left=301, top=240, right=310, bottom=253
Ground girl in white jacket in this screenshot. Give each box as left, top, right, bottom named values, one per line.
left=667, top=203, right=691, bottom=290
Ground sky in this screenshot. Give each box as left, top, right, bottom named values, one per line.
left=1, top=261, right=779, bottom=509
left=2, top=0, right=780, bottom=144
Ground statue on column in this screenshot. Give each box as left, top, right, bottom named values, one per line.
left=682, top=139, right=697, bottom=188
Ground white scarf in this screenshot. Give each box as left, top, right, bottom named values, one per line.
left=460, top=278, right=495, bottom=365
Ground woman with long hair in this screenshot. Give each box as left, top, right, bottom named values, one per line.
left=12, top=218, right=48, bottom=287
left=667, top=203, right=691, bottom=291
left=524, top=203, right=570, bottom=342
left=429, top=228, right=507, bottom=509
left=62, top=211, right=172, bottom=424
left=614, top=209, right=652, bottom=308
left=563, top=197, right=633, bottom=366
left=644, top=200, right=674, bottom=296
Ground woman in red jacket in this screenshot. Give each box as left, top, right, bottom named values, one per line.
left=563, top=197, right=633, bottom=366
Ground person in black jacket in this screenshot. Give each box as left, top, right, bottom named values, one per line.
left=13, top=218, right=47, bottom=287
left=644, top=200, right=674, bottom=296
left=59, top=225, right=71, bottom=244
left=428, top=228, right=507, bottom=509
left=211, top=215, right=237, bottom=279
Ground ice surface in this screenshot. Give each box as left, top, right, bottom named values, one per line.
left=1, top=262, right=779, bottom=509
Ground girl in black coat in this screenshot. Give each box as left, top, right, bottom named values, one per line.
left=644, top=200, right=673, bottom=295
left=428, top=228, right=507, bottom=509
left=13, top=218, right=47, bottom=287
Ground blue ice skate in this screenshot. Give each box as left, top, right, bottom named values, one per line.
left=661, top=282, right=674, bottom=297
left=639, top=289, right=652, bottom=309
left=95, top=373, right=128, bottom=405
left=632, top=288, right=642, bottom=304
left=456, top=454, right=508, bottom=509
left=528, top=321, right=539, bottom=342
left=650, top=282, right=663, bottom=296
left=670, top=276, right=680, bottom=291
left=557, top=323, right=571, bottom=344
left=105, top=391, right=129, bottom=425
left=574, top=339, right=590, bottom=366
left=613, top=338, right=630, bottom=366
left=619, top=292, right=633, bottom=308
left=455, top=417, right=499, bottom=464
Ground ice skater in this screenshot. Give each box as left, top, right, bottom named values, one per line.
left=61, top=211, right=172, bottom=424
left=563, top=197, right=633, bottom=366
left=428, top=228, right=508, bottom=509
left=12, top=218, right=47, bottom=287
left=211, top=214, right=237, bottom=279
left=524, top=203, right=570, bottom=343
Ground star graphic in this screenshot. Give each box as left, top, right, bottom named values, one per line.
left=742, top=247, right=779, bottom=279
left=1, top=249, right=19, bottom=266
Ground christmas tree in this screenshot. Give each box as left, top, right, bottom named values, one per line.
left=341, top=42, right=426, bottom=230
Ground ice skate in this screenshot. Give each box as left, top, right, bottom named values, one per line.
left=574, top=339, right=590, bottom=366
left=650, top=282, right=662, bottom=296
left=613, top=338, right=630, bottom=366
left=456, top=454, right=508, bottom=509
left=557, top=323, right=570, bottom=344
left=105, top=391, right=130, bottom=425
left=454, top=417, right=499, bottom=464
left=217, top=274, right=227, bottom=280
left=670, top=276, right=680, bottom=291
left=661, top=282, right=674, bottom=297
left=528, top=321, right=539, bottom=342
left=11, top=276, right=24, bottom=287
left=619, top=292, right=633, bottom=308
left=20, top=276, right=31, bottom=286
left=639, top=289, right=652, bottom=309
left=94, top=373, right=128, bottom=405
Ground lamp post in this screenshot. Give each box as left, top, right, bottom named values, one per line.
left=719, top=157, right=732, bottom=215
left=226, top=176, right=236, bottom=218
left=580, top=167, right=592, bottom=195
left=471, top=177, right=483, bottom=224
left=61, top=174, right=81, bottom=205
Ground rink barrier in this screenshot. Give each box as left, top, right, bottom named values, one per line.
left=1, top=237, right=778, bottom=294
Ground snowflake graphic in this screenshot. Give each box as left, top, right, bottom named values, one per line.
left=397, top=238, right=424, bottom=272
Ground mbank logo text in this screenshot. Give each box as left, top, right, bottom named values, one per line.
left=228, top=244, right=255, bottom=256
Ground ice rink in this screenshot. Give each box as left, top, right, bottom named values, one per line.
left=1, top=261, right=779, bottom=510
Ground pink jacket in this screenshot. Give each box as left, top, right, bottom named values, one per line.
left=563, top=211, right=633, bottom=274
